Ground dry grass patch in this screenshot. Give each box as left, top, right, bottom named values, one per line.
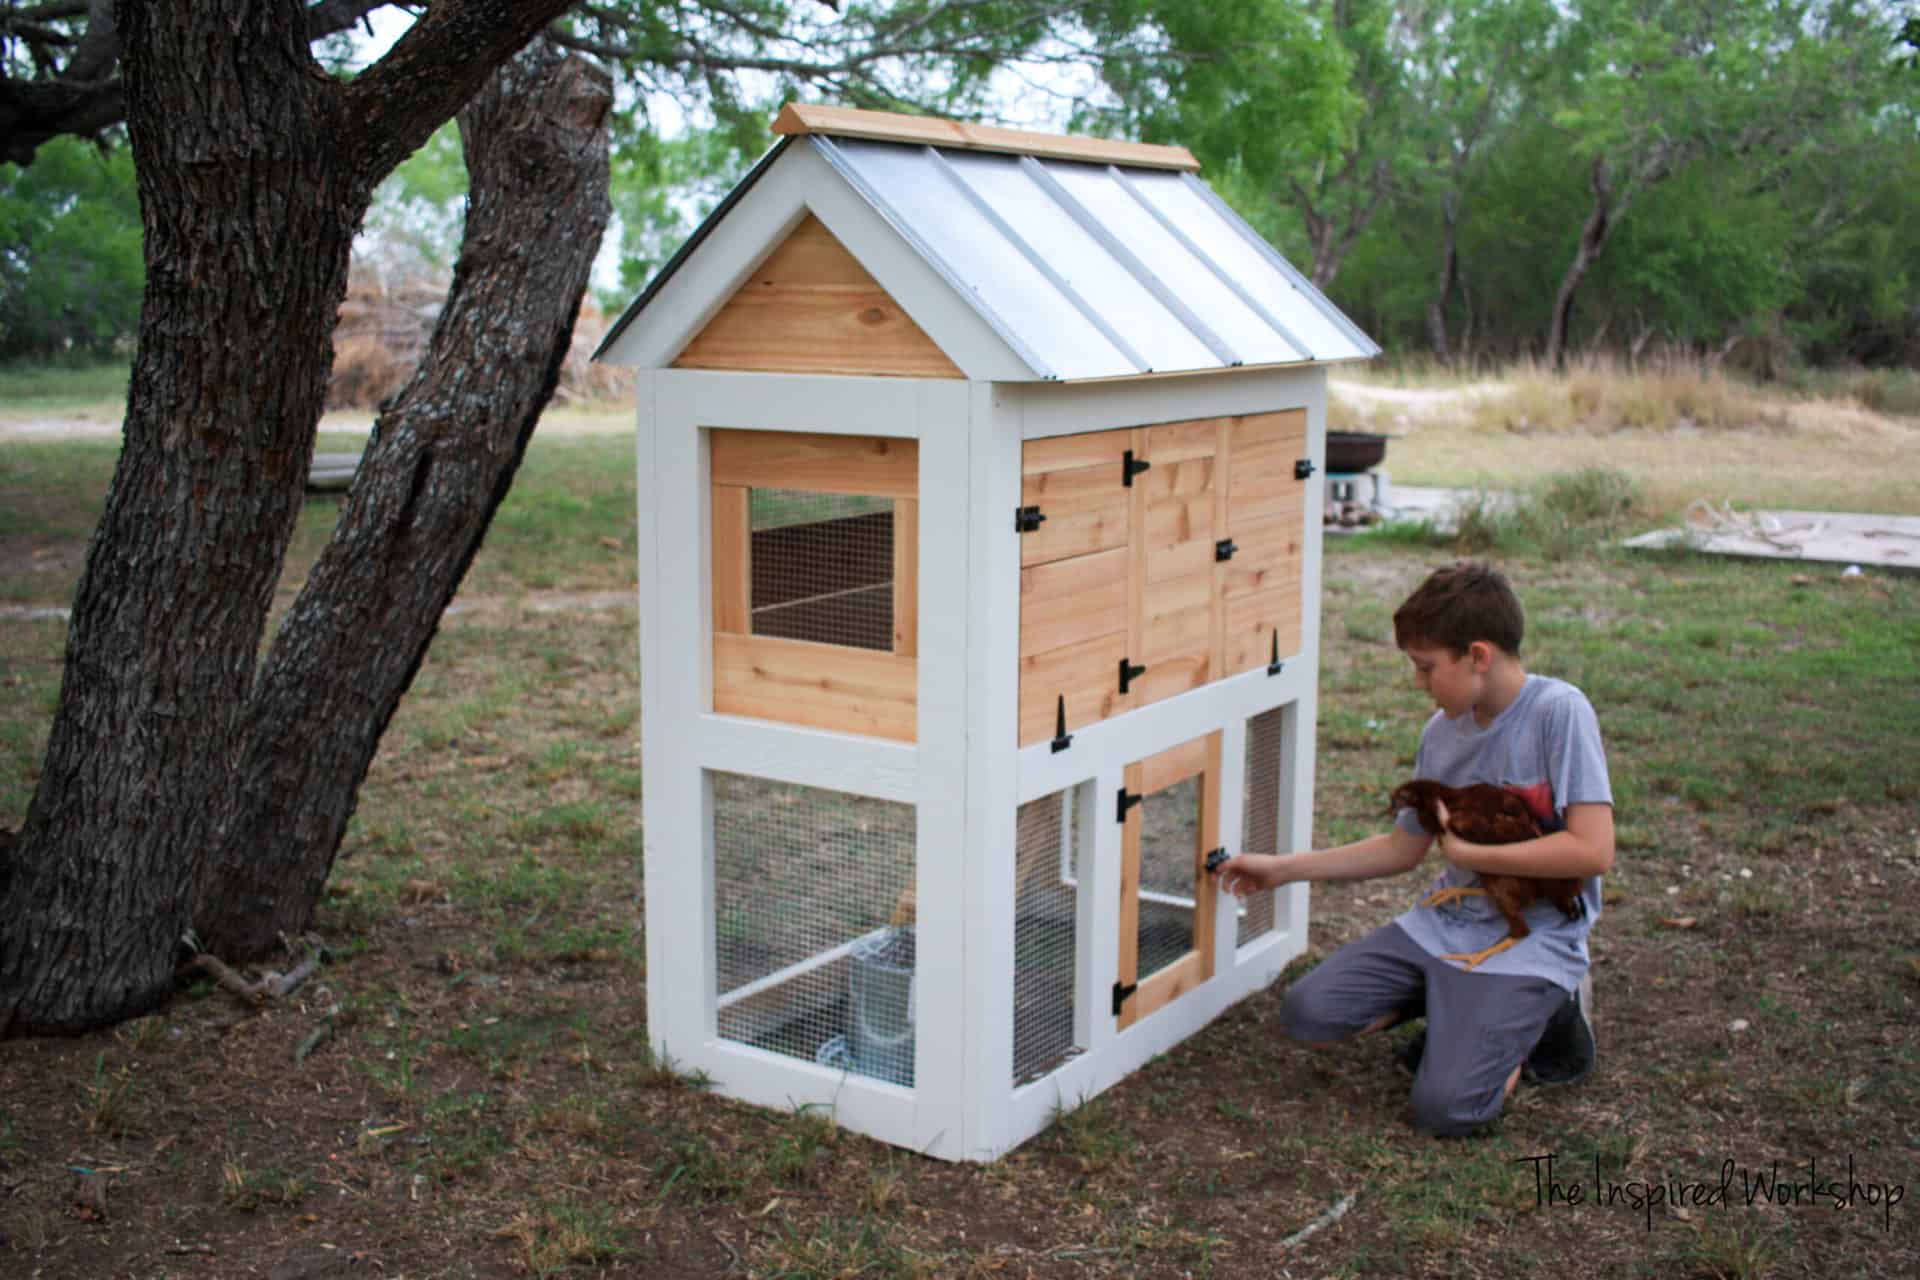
left=1332, top=359, right=1920, bottom=519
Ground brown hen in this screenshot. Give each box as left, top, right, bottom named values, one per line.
left=1390, top=779, right=1583, bottom=970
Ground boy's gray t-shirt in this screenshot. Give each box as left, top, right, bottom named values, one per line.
left=1392, top=673, right=1612, bottom=993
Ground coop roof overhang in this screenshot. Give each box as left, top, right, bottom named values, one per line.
left=595, top=107, right=1379, bottom=380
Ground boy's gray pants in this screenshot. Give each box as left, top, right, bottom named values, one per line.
left=1279, top=922, right=1568, bottom=1136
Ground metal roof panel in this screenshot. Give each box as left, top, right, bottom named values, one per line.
left=823, top=139, right=1136, bottom=380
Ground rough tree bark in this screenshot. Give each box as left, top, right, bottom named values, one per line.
left=194, top=45, right=612, bottom=958
left=0, top=0, right=575, bottom=1037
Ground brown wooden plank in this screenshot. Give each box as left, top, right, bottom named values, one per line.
left=1144, top=418, right=1223, bottom=465
left=1018, top=630, right=1130, bottom=747
left=1221, top=512, right=1304, bottom=599
left=1210, top=419, right=1232, bottom=680
left=1224, top=586, right=1304, bottom=673
left=1228, top=410, right=1309, bottom=526
left=1019, top=547, right=1129, bottom=658
left=675, top=214, right=962, bottom=378
left=1022, top=429, right=1131, bottom=477
left=1019, top=463, right=1130, bottom=568
left=714, top=632, right=917, bottom=741
left=1228, top=408, right=1308, bottom=456
left=1138, top=733, right=1211, bottom=795
left=712, top=484, right=752, bottom=636
left=1132, top=570, right=1212, bottom=706
left=892, top=497, right=918, bottom=656
left=1125, top=952, right=1205, bottom=1030
left=773, top=102, right=1201, bottom=172
left=1141, top=456, right=1217, bottom=585
left=710, top=428, right=919, bottom=499
left=1195, top=732, right=1222, bottom=983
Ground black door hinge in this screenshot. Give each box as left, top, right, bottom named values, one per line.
left=1015, top=505, right=1047, bottom=532
left=1215, top=537, right=1238, bottom=562
left=1116, top=787, right=1143, bottom=823
left=1267, top=628, right=1285, bottom=676
left=1295, top=458, right=1317, bottom=480
left=1118, top=657, right=1147, bottom=694
left=1112, top=980, right=1138, bottom=1016
left=1122, top=450, right=1152, bottom=486
left=1050, top=694, right=1073, bottom=754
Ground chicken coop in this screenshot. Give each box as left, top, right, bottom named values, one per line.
left=595, top=103, right=1377, bottom=1162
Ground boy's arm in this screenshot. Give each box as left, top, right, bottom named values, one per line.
left=1435, top=801, right=1615, bottom=880
left=1214, top=826, right=1433, bottom=897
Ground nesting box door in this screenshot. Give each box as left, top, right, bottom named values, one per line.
left=709, top=429, right=919, bottom=741
left=1115, top=731, right=1222, bottom=1030
left=1017, top=410, right=1308, bottom=746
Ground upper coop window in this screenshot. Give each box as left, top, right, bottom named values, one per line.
left=710, top=429, right=919, bottom=742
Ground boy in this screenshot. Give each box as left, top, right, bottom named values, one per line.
left=1215, top=561, right=1613, bottom=1136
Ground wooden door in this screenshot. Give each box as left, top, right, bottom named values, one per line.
left=1131, top=419, right=1223, bottom=706
left=1115, top=731, right=1221, bottom=1031
left=1017, top=409, right=1311, bottom=746
left=1018, top=431, right=1134, bottom=745
left=1221, top=410, right=1307, bottom=672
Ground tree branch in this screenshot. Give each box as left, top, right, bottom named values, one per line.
left=341, top=0, right=579, bottom=183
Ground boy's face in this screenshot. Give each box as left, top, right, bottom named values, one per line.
left=1403, top=641, right=1484, bottom=718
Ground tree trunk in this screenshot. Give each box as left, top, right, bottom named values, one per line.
left=0, top=4, right=366, bottom=1036
left=1425, top=193, right=1460, bottom=362
left=194, top=44, right=612, bottom=958
left=0, top=0, right=573, bottom=1037
left=1546, top=155, right=1637, bottom=369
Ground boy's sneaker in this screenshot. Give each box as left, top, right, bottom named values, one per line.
left=1523, top=972, right=1595, bottom=1086
left=1394, top=1030, right=1426, bottom=1076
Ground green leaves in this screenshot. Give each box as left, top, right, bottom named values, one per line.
left=0, top=138, right=143, bottom=360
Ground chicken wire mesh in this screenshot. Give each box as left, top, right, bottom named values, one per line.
left=749, top=489, right=895, bottom=651
left=1137, top=776, right=1200, bottom=981
left=711, top=771, right=918, bottom=1087
left=1012, top=788, right=1081, bottom=1087
left=1238, top=705, right=1286, bottom=947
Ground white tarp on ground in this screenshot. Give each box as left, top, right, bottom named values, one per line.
left=1624, top=502, right=1920, bottom=572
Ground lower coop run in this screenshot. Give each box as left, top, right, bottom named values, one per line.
left=710, top=704, right=1294, bottom=1090
left=603, top=102, right=1375, bottom=1160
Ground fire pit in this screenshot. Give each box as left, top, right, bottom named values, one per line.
left=1327, top=432, right=1389, bottom=474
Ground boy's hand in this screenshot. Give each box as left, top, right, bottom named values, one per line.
left=1211, top=853, right=1284, bottom=898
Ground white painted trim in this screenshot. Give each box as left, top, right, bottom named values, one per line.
left=1017, top=661, right=1311, bottom=805
left=691, top=715, right=918, bottom=803
left=911, top=378, right=975, bottom=1155
left=1005, top=366, right=1325, bottom=440
left=956, top=380, right=1023, bottom=1157
left=666, top=367, right=930, bottom=438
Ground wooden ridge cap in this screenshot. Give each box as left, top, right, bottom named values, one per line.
left=772, top=102, right=1201, bottom=173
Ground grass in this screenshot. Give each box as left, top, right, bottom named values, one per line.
left=0, top=357, right=129, bottom=413
left=2, top=373, right=1918, bottom=1277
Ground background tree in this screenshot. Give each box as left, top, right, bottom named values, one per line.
left=1536, top=0, right=1904, bottom=366
left=0, top=0, right=1177, bottom=1034
left=0, top=131, right=142, bottom=358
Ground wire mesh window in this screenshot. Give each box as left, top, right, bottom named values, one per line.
left=1013, top=788, right=1081, bottom=1087
left=750, top=489, right=894, bottom=651
left=1238, top=705, right=1286, bottom=947
left=1137, top=776, right=1200, bottom=981
left=711, top=772, right=917, bottom=1088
